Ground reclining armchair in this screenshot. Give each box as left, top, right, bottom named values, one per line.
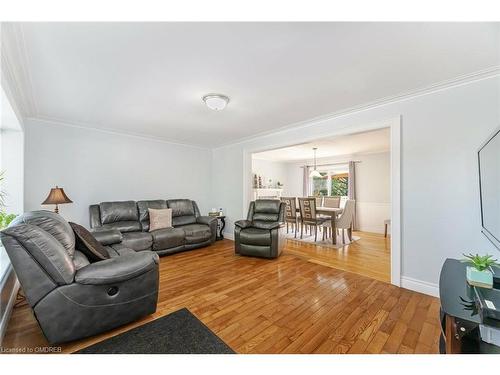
left=234, top=200, right=286, bottom=259
left=0, top=210, right=159, bottom=344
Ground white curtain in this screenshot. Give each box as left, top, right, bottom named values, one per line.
left=302, top=165, right=310, bottom=196
left=348, top=161, right=357, bottom=230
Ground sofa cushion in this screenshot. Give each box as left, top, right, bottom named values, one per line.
left=252, top=200, right=281, bottom=222
left=150, top=227, right=185, bottom=250
left=99, top=201, right=138, bottom=224
left=69, top=222, right=109, bottom=262
left=178, top=224, right=212, bottom=244
left=167, top=199, right=195, bottom=216
left=106, top=243, right=136, bottom=258
left=100, top=221, right=142, bottom=233
left=148, top=208, right=172, bottom=232
left=91, top=228, right=123, bottom=246
left=252, top=212, right=279, bottom=222
left=121, top=232, right=153, bottom=251
left=137, top=200, right=167, bottom=231
left=254, top=199, right=281, bottom=213
left=10, top=210, right=76, bottom=258
left=167, top=199, right=197, bottom=226
left=73, top=250, right=90, bottom=270
left=239, top=227, right=272, bottom=246
left=2, top=224, right=76, bottom=285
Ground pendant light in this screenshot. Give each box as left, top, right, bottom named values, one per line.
left=309, top=147, right=322, bottom=178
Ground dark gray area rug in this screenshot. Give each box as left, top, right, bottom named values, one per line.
left=75, top=308, right=235, bottom=354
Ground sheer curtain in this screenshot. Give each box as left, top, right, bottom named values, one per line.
left=348, top=161, right=357, bottom=230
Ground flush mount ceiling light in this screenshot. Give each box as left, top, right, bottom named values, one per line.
left=309, top=147, right=322, bottom=178
left=202, top=93, right=230, bottom=111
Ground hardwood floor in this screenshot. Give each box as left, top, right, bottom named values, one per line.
left=285, top=231, right=391, bottom=283
left=1, top=239, right=441, bottom=354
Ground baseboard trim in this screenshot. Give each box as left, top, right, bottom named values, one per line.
left=401, top=276, right=439, bottom=298
left=0, top=269, right=20, bottom=345
left=223, top=231, right=234, bottom=241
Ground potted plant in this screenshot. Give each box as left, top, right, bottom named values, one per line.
left=462, top=253, right=499, bottom=288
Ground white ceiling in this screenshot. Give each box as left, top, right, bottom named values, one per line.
left=252, top=128, right=390, bottom=162
left=9, top=22, right=500, bottom=147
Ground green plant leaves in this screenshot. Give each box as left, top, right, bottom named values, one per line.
left=461, top=253, right=499, bottom=271
left=0, top=211, right=17, bottom=230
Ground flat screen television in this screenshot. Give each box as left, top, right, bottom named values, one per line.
left=478, top=127, right=500, bottom=251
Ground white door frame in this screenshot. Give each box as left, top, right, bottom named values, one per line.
left=242, top=116, right=402, bottom=286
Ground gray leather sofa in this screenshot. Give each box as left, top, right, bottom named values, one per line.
left=234, top=200, right=286, bottom=259
left=89, top=199, right=217, bottom=256
left=0, top=211, right=159, bottom=344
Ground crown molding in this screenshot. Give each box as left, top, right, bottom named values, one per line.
left=214, top=66, right=500, bottom=149
left=1, top=22, right=38, bottom=119
left=31, top=65, right=500, bottom=151
left=4, top=21, right=498, bottom=150
left=27, top=115, right=212, bottom=150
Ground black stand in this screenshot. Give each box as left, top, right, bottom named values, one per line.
left=216, top=216, right=226, bottom=240
left=439, top=259, right=500, bottom=354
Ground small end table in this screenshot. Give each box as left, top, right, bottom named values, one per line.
left=214, top=215, right=226, bottom=240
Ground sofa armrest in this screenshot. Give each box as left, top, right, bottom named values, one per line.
left=91, top=228, right=123, bottom=246
left=75, top=251, right=159, bottom=285
left=235, top=219, right=253, bottom=229
left=197, top=215, right=217, bottom=226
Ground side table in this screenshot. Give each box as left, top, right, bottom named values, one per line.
left=214, top=215, right=226, bottom=240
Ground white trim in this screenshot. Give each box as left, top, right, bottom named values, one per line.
left=216, top=66, right=500, bottom=149
left=242, top=116, right=402, bottom=287
left=223, top=231, right=235, bottom=241
left=26, top=116, right=211, bottom=151
left=390, top=117, right=401, bottom=286
left=0, top=274, right=20, bottom=345
left=3, top=20, right=498, bottom=150
left=401, top=276, right=439, bottom=298
left=1, top=23, right=37, bottom=118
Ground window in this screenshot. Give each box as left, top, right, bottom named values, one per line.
left=310, top=168, right=349, bottom=197
left=1, top=88, right=24, bottom=283
left=311, top=172, right=328, bottom=196
left=331, top=173, right=348, bottom=196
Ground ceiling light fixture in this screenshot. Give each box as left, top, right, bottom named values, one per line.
left=202, top=93, right=230, bottom=111
left=309, top=147, right=322, bottom=178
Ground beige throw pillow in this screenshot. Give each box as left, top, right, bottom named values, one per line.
left=148, top=208, right=173, bottom=232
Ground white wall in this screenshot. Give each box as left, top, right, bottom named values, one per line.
left=212, top=76, right=500, bottom=290
left=24, top=118, right=213, bottom=227
left=284, top=151, right=390, bottom=233
left=355, top=152, right=390, bottom=234
left=251, top=158, right=289, bottom=193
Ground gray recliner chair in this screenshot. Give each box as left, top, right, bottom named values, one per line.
left=0, top=210, right=159, bottom=344
left=234, top=200, right=286, bottom=259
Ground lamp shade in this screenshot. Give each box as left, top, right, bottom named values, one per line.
left=309, top=169, right=322, bottom=178
left=42, top=186, right=73, bottom=205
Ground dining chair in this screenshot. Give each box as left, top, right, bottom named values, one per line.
left=308, top=196, right=323, bottom=208
left=334, top=199, right=356, bottom=244
left=323, top=196, right=341, bottom=208
left=281, top=197, right=299, bottom=238
left=298, top=197, right=326, bottom=241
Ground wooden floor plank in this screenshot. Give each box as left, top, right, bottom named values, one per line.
left=1, top=235, right=440, bottom=354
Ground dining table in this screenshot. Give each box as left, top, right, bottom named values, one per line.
left=296, top=206, right=343, bottom=244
